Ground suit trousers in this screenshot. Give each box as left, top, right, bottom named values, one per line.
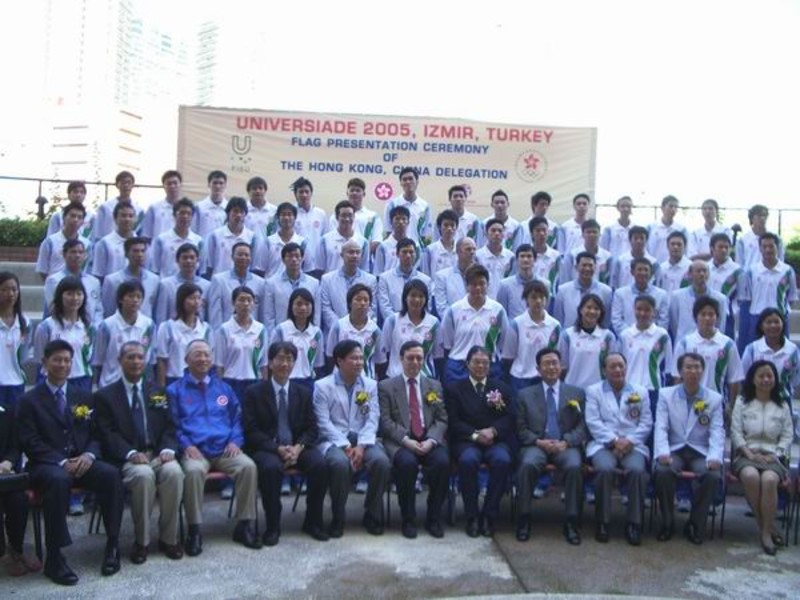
left=517, top=445, right=583, bottom=519
left=453, top=442, right=512, bottom=521
left=654, top=446, right=721, bottom=535
left=121, top=457, right=184, bottom=546
left=325, top=444, right=390, bottom=523
left=393, top=445, right=449, bottom=523
left=30, top=459, right=123, bottom=552
left=252, top=447, right=327, bottom=533
left=0, top=489, right=29, bottom=553
left=591, top=449, right=648, bottom=526
left=182, top=453, right=257, bottom=525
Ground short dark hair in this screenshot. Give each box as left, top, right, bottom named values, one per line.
left=747, top=204, right=768, bottom=223
left=291, top=177, right=313, bottom=193
left=62, top=201, right=86, bottom=218
left=630, top=257, right=652, bottom=272
left=161, top=169, right=182, bottom=183
left=399, top=340, right=423, bottom=356
left=692, top=296, right=720, bottom=320
left=528, top=216, right=549, bottom=234
left=581, top=219, right=601, bottom=232
left=333, top=339, right=362, bottom=363
left=232, top=285, right=255, bottom=303
left=628, top=225, right=649, bottom=240
left=231, top=241, right=251, bottom=256
left=466, top=345, right=490, bottom=364
left=347, top=177, right=366, bottom=190
left=575, top=251, right=596, bottom=264
left=436, top=209, right=458, bottom=230
left=124, top=236, right=149, bottom=254
left=246, top=176, right=267, bottom=191
left=335, top=200, right=354, bottom=219
left=207, top=170, right=227, bottom=183
left=448, top=185, right=467, bottom=199
left=113, top=201, right=136, bottom=219
left=759, top=232, right=781, bottom=248
left=62, top=238, right=86, bottom=253
left=398, top=167, right=419, bottom=180
left=287, top=288, right=315, bottom=325
left=667, top=230, right=687, bottom=245
left=755, top=307, right=785, bottom=339
left=389, top=205, right=411, bottom=221
left=523, top=279, right=549, bottom=300
left=173, top=197, right=195, bottom=215
left=276, top=201, right=297, bottom=218
left=535, top=347, right=560, bottom=366
left=281, top=242, right=304, bottom=259
left=661, top=195, right=679, bottom=208
left=175, top=242, right=199, bottom=261
left=44, top=339, right=74, bottom=359
left=485, top=217, right=504, bottom=232
left=573, top=193, right=591, bottom=205
left=268, top=341, right=298, bottom=361
left=491, top=189, right=508, bottom=202
left=176, top=282, right=203, bottom=321
left=346, top=283, right=373, bottom=311
left=464, top=263, right=489, bottom=285
left=530, top=191, right=551, bottom=207
left=677, top=352, right=705, bottom=371
left=634, top=294, right=656, bottom=309
left=115, top=170, right=135, bottom=184
left=395, top=238, right=416, bottom=254
left=225, top=196, right=248, bottom=215
left=515, top=243, right=535, bottom=259
left=116, top=279, right=145, bottom=307
left=709, top=233, right=730, bottom=249
left=67, top=181, right=86, bottom=195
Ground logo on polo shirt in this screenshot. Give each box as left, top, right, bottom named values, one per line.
left=217, top=395, right=229, bottom=406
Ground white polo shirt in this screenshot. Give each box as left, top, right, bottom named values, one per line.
left=377, top=312, right=441, bottom=379
left=502, top=311, right=561, bottom=379
left=441, top=297, right=507, bottom=361
left=619, top=323, right=672, bottom=391
left=672, top=330, right=743, bottom=395
left=739, top=260, right=798, bottom=316
left=150, top=229, right=203, bottom=276
left=92, top=311, right=156, bottom=387
left=214, top=318, right=267, bottom=380
left=0, top=316, right=28, bottom=385
left=271, top=320, right=324, bottom=378
left=156, top=318, right=212, bottom=378
left=33, top=317, right=93, bottom=379
left=558, top=326, right=617, bottom=388
left=326, top=316, right=381, bottom=379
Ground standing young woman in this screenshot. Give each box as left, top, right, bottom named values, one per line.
left=214, top=285, right=268, bottom=402
left=156, top=283, right=211, bottom=388
left=33, top=276, right=94, bottom=392
left=0, top=272, right=30, bottom=408
left=558, top=293, right=617, bottom=388
left=376, top=279, right=441, bottom=380
left=272, top=288, right=324, bottom=392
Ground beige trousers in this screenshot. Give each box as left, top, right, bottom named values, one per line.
left=181, top=453, right=257, bottom=525
left=121, top=456, right=184, bottom=546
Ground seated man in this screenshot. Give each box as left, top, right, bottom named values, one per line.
left=515, top=348, right=585, bottom=545
left=167, top=340, right=261, bottom=556
left=314, top=340, right=390, bottom=537
left=445, top=345, right=514, bottom=538
left=17, top=340, right=124, bottom=585
left=585, top=353, right=652, bottom=545
left=654, top=352, right=724, bottom=544
left=379, top=341, right=449, bottom=539
left=95, top=341, right=184, bottom=563
left=242, top=341, right=329, bottom=546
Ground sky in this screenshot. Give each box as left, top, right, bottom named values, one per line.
left=1, top=0, right=798, bottom=222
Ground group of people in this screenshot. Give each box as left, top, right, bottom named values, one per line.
left=0, top=166, right=797, bottom=585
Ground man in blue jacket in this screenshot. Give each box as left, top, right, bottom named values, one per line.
left=168, top=340, right=261, bottom=556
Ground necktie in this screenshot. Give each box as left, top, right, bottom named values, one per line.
left=55, top=386, right=66, bottom=416
left=475, top=382, right=485, bottom=398
left=131, top=385, right=149, bottom=449
left=614, top=390, right=622, bottom=407
left=407, top=378, right=424, bottom=440
left=545, top=386, right=561, bottom=440
left=277, top=387, right=292, bottom=445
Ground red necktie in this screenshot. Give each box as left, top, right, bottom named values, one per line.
left=408, top=378, right=424, bottom=440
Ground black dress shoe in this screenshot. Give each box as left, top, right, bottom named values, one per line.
left=425, top=519, right=444, bottom=539
left=262, top=530, right=280, bottom=547
left=362, top=512, right=384, bottom=536
left=130, top=542, right=147, bottom=565
left=233, top=520, right=263, bottom=549
left=465, top=518, right=480, bottom=538
left=302, top=522, right=329, bottom=542
left=480, top=517, right=494, bottom=537
left=762, top=541, right=777, bottom=556
left=516, top=515, right=531, bottom=542
left=101, top=543, right=120, bottom=576
left=595, top=522, right=609, bottom=543
left=44, top=554, right=79, bottom=586
left=185, top=528, right=203, bottom=557
left=625, top=523, right=642, bottom=546
left=563, top=521, right=581, bottom=545
left=683, top=521, right=703, bottom=545
left=328, top=519, right=344, bottom=539
left=157, top=540, right=183, bottom=560
left=401, top=520, right=418, bottom=539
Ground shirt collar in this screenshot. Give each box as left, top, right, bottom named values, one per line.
left=45, top=380, right=68, bottom=396
left=271, top=378, right=290, bottom=397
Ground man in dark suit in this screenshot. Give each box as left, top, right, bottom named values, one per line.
left=516, top=348, right=586, bottom=545
left=243, top=341, right=328, bottom=546
left=1, top=390, right=41, bottom=576
left=444, top=345, right=514, bottom=537
left=17, top=340, right=124, bottom=585
left=95, top=341, right=184, bottom=564
left=379, top=340, right=449, bottom=539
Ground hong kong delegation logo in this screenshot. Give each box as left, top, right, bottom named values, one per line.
left=374, top=182, right=394, bottom=202
left=515, top=149, right=547, bottom=182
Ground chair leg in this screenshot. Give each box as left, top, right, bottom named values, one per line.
left=292, top=484, right=302, bottom=513
left=719, top=490, right=727, bottom=538
left=33, top=507, right=43, bottom=562
left=227, top=487, right=236, bottom=519
left=179, top=500, right=184, bottom=543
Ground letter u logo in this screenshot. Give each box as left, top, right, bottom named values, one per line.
left=231, top=135, right=252, bottom=155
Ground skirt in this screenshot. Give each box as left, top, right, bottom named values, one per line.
left=733, top=455, right=788, bottom=479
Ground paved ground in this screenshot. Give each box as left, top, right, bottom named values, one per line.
left=3, top=490, right=799, bottom=599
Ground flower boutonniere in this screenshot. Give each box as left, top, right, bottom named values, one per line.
left=72, top=404, right=93, bottom=421
left=486, top=389, right=506, bottom=411
left=355, top=390, right=370, bottom=415
left=567, top=399, right=582, bottom=414
left=425, top=391, right=442, bottom=406
left=693, top=399, right=710, bottom=426
left=149, top=392, right=168, bottom=409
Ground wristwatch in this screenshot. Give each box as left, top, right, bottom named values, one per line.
left=471, top=431, right=479, bottom=442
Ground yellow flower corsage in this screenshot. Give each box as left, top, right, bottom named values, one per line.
left=627, top=393, right=641, bottom=404
left=72, top=404, right=93, bottom=420
left=693, top=400, right=706, bottom=415
left=355, top=391, right=369, bottom=405
left=425, top=391, right=441, bottom=405
left=567, top=399, right=581, bottom=413
left=149, top=393, right=168, bottom=409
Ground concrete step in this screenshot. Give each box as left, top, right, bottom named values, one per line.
left=2, top=261, right=41, bottom=285
left=20, top=284, right=44, bottom=314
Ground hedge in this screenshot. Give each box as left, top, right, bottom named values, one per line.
left=0, top=218, right=48, bottom=247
